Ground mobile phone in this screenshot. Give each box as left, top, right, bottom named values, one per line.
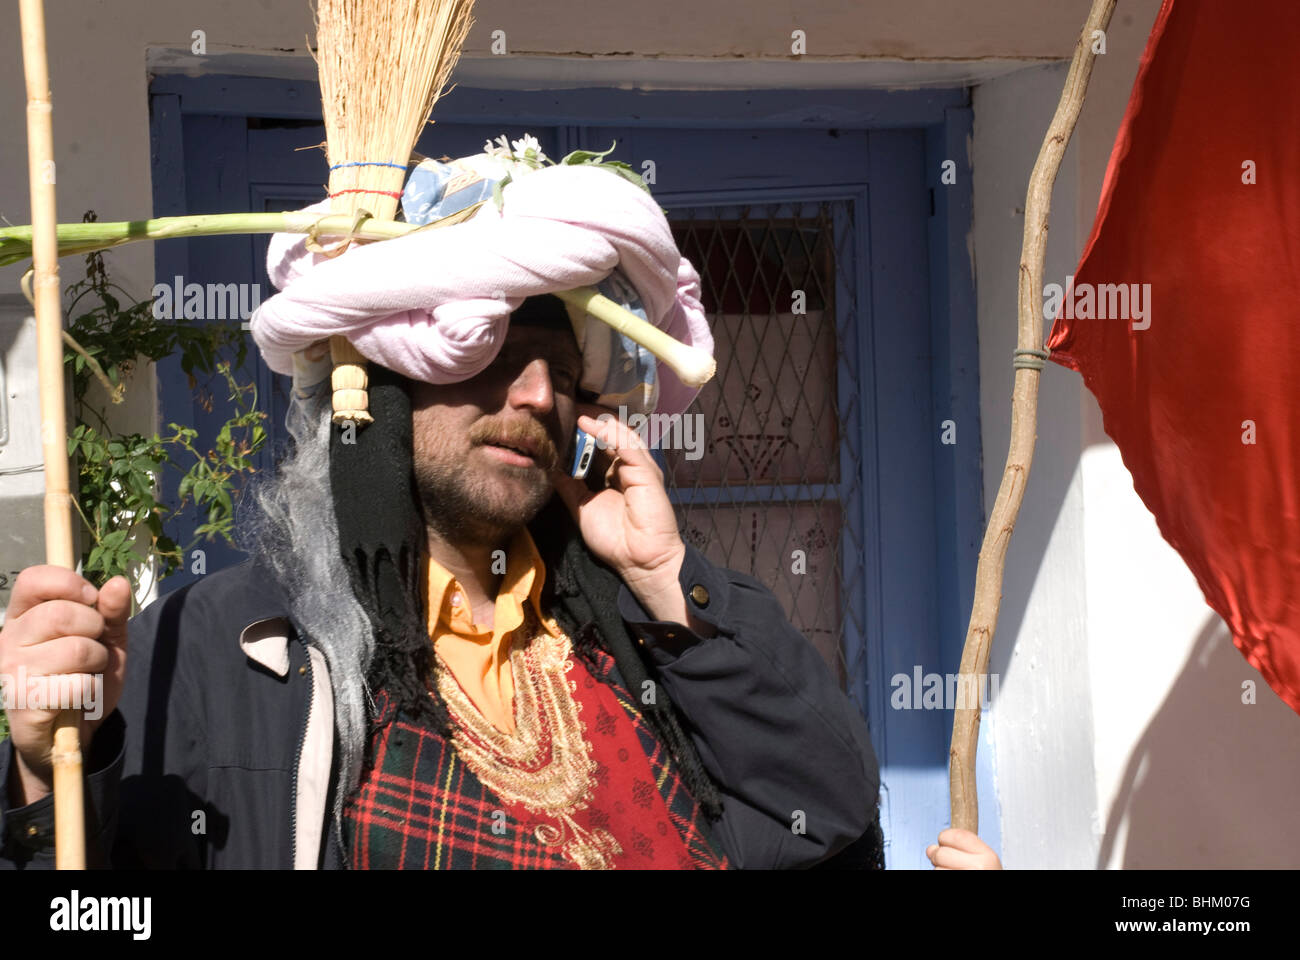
left=570, top=426, right=597, bottom=479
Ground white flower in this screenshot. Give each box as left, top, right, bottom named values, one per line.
left=482, top=134, right=512, bottom=159
left=511, top=134, right=548, bottom=168
left=480, top=133, right=547, bottom=181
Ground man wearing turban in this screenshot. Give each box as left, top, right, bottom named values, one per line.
left=0, top=147, right=998, bottom=870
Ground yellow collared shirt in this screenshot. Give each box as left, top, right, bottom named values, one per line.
left=425, top=526, right=564, bottom=736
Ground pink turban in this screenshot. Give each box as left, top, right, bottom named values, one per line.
left=249, top=163, right=713, bottom=418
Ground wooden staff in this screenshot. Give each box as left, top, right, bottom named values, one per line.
left=19, top=0, right=84, bottom=868
left=949, top=0, right=1116, bottom=834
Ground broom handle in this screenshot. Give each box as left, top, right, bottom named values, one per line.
left=948, top=0, right=1116, bottom=835
left=329, top=335, right=371, bottom=425
left=19, top=0, right=85, bottom=869
left=553, top=287, right=716, bottom=388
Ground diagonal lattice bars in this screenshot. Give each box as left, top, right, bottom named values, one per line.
left=663, top=201, right=867, bottom=699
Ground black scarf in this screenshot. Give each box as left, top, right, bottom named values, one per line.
left=328, top=367, right=723, bottom=821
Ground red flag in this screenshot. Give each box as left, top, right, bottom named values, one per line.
left=1047, top=0, right=1300, bottom=712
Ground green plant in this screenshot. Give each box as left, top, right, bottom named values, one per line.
left=64, top=216, right=268, bottom=594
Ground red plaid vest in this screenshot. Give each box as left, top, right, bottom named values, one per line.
left=342, top=617, right=729, bottom=870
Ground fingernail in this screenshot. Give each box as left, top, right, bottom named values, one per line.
left=82, top=583, right=98, bottom=604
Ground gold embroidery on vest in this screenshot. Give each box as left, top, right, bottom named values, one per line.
left=435, top=607, right=622, bottom=869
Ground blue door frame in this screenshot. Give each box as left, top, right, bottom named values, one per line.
left=147, top=74, right=995, bottom=868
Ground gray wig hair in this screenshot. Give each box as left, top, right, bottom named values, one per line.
left=238, top=385, right=376, bottom=838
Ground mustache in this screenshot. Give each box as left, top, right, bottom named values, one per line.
left=468, top=418, right=561, bottom=472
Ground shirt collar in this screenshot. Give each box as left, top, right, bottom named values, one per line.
left=425, top=526, right=563, bottom=639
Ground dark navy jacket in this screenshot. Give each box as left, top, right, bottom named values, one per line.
left=0, top=542, right=882, bottom=869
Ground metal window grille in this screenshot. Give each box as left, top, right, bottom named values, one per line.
left=663, top=200, right=868, bottom=705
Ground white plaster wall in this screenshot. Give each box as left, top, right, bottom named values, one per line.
left=1080, top=443, right=1300, bottom=868
left=972, top=62, right=1098, bottom=869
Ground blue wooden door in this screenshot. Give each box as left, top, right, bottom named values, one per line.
left=149, top=78, right=988, bottom=868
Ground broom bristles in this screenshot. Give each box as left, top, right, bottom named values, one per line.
left=314, top=0, right=475, bottom=221
left=312, top=0, right=477, bottom=424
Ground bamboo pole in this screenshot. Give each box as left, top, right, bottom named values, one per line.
left=0, top=212, right=422, bottom=268
left=19, top=0, right=84, bottom=869
left=949, top=0, right=1116, bottom=834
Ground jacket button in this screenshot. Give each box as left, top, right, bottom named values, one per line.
left=665, top=632, right=676, bottom=640
left=26, top=824, right=39, bottom=838
left=298, top=665, right=307, bottom=676
left=689, top=584, right=710, bottom=607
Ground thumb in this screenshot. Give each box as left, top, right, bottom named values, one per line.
left=96, top=575, right=133, bottom=643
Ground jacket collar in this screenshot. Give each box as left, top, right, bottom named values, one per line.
left=232, top=558, right=300, bottom=676
left=240, top=617, right=294, bottom=677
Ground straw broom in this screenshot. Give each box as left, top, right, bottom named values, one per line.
left=948, top=0, right=1115, bottom=834
left=313, top=0, right=476, bottom=426
left=18, top=0, right=84, bottom=869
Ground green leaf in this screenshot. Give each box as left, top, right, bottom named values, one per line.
left=114, top=543, right=137, bottom=574
left=131, top=455, right=158, bottom=476
left=128, top=473, right=155, bottom=501
left=602, top=164, right=654, bottom=195
left=560, top=141, right=619, bottom=165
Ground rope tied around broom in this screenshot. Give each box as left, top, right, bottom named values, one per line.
left=1012, top=347, right=1051, bottom=371
left=328, top=166, right=411, bottom=204
left=330, top=160, right=410, bottom=172
left=329, top=188, right=405, bottom=201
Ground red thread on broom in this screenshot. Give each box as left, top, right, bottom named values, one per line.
left=329, top=188, right=404, bottom=200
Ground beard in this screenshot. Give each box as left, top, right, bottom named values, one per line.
left=412, top=432, right=557, bottom=546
